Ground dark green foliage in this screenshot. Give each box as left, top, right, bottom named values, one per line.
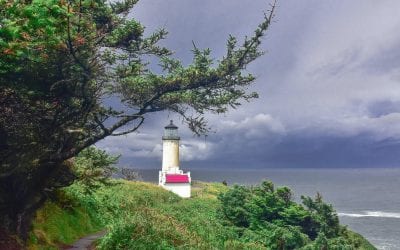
left=218, top=185, right=251, bottom=228
left=73, top=146, right=119, bottom=194
left=218, top=180, right=373, bottom=249
left=242, top=223, right=309, bottom=249
left=301, top=193, right=340, bottom=238
left=218, top=182, right=311, bottom=233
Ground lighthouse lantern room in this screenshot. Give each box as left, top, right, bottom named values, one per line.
left=159, top=120, right=191, bottom=198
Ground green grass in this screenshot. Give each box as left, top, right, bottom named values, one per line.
left=28, top=180, right=375, bottom=250
left=342, top=231, right=377, bottom=250
left=27, top=180, right=181, bottom=249
left=28, top=200, right=103, bottom=249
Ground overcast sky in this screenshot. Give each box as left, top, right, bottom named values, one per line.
left=98, top=0, right=400, bottom=169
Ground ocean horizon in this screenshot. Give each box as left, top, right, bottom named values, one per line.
left=136, top=167, right=400, bottom=250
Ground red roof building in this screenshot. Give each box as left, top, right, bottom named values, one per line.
left=165, top=174, right=190, bottom=183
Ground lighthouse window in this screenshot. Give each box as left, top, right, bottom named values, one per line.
left=164, top=129, right=178, bottom=138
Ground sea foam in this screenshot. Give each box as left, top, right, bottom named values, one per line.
left=338, top=211, right=400, bottom=219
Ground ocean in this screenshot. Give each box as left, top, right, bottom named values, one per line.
left=137, top=168, right=400, bottom=250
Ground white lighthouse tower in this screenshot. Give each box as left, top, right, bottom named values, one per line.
left=159, top=120, right=191, bottom=198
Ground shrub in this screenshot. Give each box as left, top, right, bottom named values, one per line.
left=218, top=180, right=367, bottom=249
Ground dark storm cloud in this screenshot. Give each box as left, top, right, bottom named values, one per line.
left=98, top=1, right=400, bottom=168
left=368, top=100, right=400, bottom=118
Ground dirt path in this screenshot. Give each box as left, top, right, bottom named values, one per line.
left=64, top=230, right=106, bottom=250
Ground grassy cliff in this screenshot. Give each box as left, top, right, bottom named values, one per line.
left=28, top=180, right=375, bottom=250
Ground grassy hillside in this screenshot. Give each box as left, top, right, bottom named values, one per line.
left=28, top=202, right=102, bottom=249
left=28, top=180, right=375, bottom=250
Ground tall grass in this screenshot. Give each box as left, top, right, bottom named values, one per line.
left=28, top=200, right=102, bottom=249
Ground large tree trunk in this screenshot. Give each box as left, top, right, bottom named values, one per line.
left=0, top=228, right=23, bottom=250
left=0, top=161, right=76, bottom=241
left=0, top=180, right=43, bottom=241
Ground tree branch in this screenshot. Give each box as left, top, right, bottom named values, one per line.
left=111, top=116, right=144, bottom=136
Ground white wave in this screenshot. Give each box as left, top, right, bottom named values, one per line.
left=338, top=211, right=400, bottom=219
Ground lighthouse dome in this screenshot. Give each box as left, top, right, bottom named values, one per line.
left=163, top=120, right=180, bottom=140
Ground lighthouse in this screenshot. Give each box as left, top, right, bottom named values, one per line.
left=162, top=120, right=180, bottom=172
left=159, top=120, right=191, bottom=198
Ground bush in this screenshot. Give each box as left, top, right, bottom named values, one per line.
left=218, top=180, right=373, bottom=249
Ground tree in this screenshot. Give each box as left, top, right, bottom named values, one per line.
left=0, top=0, right=276, bottom=239
left=73, top=146, right=119, bottom=194
left=120, top=167, right=141, bottom=181
left=218, top=181, right=346, bottom=248
left=301, top=193, right=341, bottom=238
left=218, top=185, right=251, bottom=228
